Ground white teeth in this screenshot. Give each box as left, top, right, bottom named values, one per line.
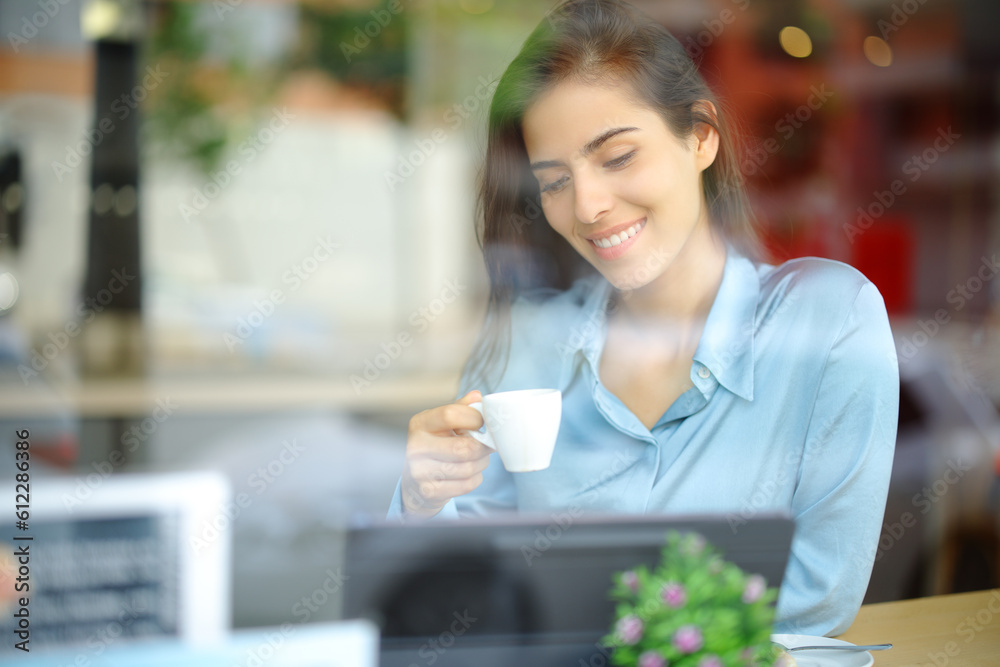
left=593, top=221, right=644, bottom=249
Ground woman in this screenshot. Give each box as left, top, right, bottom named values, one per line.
left=389, top=0, right=898, bottom=637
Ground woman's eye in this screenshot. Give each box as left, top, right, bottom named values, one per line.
left=540, top=176, right=569, bottom=194
left=605, top=150, right=636, bottom=169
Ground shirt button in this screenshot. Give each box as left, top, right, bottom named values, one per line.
left=697, top=366, right=711, bottom=379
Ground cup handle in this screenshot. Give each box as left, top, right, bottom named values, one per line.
left=466, top=402, right=496, bottom=450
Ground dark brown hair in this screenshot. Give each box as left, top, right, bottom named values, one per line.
left=463, top=0, right=761, bottom=392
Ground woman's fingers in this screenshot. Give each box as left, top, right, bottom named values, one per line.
left=416, top=474, right=484, bottom=503
left=408, top=452, right=492, bottom=482
left=411, top=401, right=485, bottom=436
left=407, top=432, right=493, bottom=461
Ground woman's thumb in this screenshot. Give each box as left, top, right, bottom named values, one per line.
left=457, top=390, right=482, bottom=405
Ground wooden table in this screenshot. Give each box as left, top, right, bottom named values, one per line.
left=838, top=589, right=1000, bottom=666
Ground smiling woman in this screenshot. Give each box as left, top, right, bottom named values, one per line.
left=522, top=82, right=719, bottom=291
left=388, top=0, right=899, bottom=640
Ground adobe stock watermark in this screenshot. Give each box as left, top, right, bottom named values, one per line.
left=740, top=85, right=834, bottom=177
left=894, top=253, right=998, bottom=364
left=350, top=278, right=467, bottom=393
left=555, top=293, right=620, bottom=361
left=28, top=597, right=153, bottom=664
left=681, top=0, right=750, bottom=61
left=180, top=107, right=296, bottom=222
left=233, top=566, right=348, bottom=666
left=232, top=624, right=296, bottom=667
left=520, top=506, right=585, bottom=566
left=520, top=452, right=633, bottom=566
left=18, top=268, right=136, bottom=384
left=875, top=458, right=971, bottom=561
left=926, top=589, right=1000, bottom=667
left=877, top=0, right=931, bottom=41
left=291, top=566, right=349, bottom=623
left=223, top=235, right=339, bottom=351
left=213, top=0, right=245, bottom=19
left=726, top=409, right=836, bottom=534
left=6, top=0, right=73, bottom=53
left=843, top=126, right=960, bottom=243
left=339, top=0, right=412, bottom=63
left=412, top=610, right=477, bottom=666
left=62, top=398, right=179, bottom=511
left=51, top=66, right=169, bottom=182
left=190, top=438, right=306, bottom=553
left=555, top=240, right=764, bottom=363
left=80, top=600, right=149, bottom=661
left=384, top=76, right=498, bottom=192
left=509, top=195, right=548, bottom=235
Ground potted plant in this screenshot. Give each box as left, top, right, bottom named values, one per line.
left=603, top=531, right=788, bottom=667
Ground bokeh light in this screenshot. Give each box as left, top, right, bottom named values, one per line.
left=864, top=35, right=893, bottom=67
left=779, top=26, right=813, bottom=58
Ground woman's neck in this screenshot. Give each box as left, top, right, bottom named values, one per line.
left=612, top=223, right=728, bottom=345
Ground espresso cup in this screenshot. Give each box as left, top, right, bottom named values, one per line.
left=467, top=388, right=562, bottom=472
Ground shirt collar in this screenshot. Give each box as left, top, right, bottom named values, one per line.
left=693, top=249, right=759, bottom=401
left=562, top=247, right=759, bottom=401
left=558, top=274, right=613, bottom=391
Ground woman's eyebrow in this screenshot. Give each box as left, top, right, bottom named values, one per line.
left=529, top=126, right=639, bottom=171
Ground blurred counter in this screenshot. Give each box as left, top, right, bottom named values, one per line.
left=0, top=372, right=458, bottom=419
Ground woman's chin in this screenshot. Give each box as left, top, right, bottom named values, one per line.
left=600, top=269, right=655, bottom=294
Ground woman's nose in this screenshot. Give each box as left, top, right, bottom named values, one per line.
left=573, top=171, right=612, bottom=224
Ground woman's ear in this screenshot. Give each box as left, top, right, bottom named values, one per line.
left=691, top=100, right=720, bottom=173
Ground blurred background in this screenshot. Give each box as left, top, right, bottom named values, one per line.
left=0, top=0, right=998, bottom=640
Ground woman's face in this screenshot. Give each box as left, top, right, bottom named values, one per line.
left=522, top=79, right=719, bottom=292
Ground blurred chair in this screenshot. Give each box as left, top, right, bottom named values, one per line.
left=894, top=344, right=999, bottom=597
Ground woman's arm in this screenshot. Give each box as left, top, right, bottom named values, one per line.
left=774, top=281, right=899, bottom=636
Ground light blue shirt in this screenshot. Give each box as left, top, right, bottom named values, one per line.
left=389, top=249, right=899, bottom=637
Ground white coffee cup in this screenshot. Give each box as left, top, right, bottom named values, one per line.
left=466, top=388, right=562, bottom=472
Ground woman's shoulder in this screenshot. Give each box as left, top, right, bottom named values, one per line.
left=758, top=255, right=870, bottom=294
left=751, top=255, right=889, bottom=334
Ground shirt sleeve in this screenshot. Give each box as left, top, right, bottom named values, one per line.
left=773, top=281, right=899, bottom=636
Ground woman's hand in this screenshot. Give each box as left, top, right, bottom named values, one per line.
left=401, top=390, right=494, bottom=518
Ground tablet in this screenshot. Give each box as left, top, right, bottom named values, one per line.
left=343, top=512, right=794, bottom=667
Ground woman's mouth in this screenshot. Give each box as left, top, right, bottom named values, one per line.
left=587, top=218, right=646, bottom=260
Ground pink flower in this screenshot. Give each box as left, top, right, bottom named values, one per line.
left=622, top=570, right=639, bottom=593
left=774, top=653, right=796, bottom=667
left=698, top=655, right=723, bottom=667
left=672, top=625, right=703, bottom=653
left=616, top=615, right=644, bottom=645
left=742, top=574, right=766, bottom=603
left=681, top=533, right=706, bottom=556
left=638, top=651, right=667, bottom=667
left=660, top=582, right=687, bottom=608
